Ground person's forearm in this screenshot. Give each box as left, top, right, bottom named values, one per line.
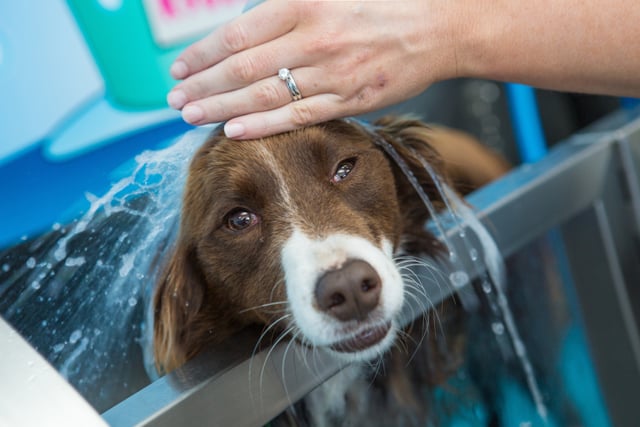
left=450, top=0, right=640, bottom=96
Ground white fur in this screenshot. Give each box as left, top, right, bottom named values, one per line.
left=280, top=227, right=404, bottom=361
left=305, top=365, right=363, bottom=427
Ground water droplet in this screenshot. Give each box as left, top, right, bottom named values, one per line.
left=31, top=281, right=41, bottom=290
left=65, top=256, right=86, bottom=267
left=2, top=263, right=9, bottom=272
left=481, top=281, right=492, bottom=294
left=449, top=271, right=469, bottom=289
left=53, top=343, right=65, bottom=353
left=52, top=223, right=61, bottom=231
left=128, top=297, right=137, bottom=307
left=41, top=320, right=48, bottom=327
left=54, top=243, right=67, bottom=261
left=26, top=257, right=36, bottom=269
left=119, top=253, right=135, bottom=277
left=69, top=329, right=82, bottom=344
left=458, top=230, right=466, bottom=239
left=491, top=322, right=505, bottom=335
left=469, top=248, right=478, bottom=261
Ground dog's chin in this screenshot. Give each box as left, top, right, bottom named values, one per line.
left=327, top=321, right=397, bottom=363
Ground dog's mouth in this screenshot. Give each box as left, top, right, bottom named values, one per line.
left=330, top=322, right=391, bottom=353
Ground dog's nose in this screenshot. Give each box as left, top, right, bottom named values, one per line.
left=315, top=260, right=381, bottom=321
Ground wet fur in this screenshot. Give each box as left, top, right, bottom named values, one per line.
left=153, top=116, right=509, bottom=425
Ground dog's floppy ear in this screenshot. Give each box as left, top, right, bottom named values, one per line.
left=153, top=240, right=206, bottom=374
left=374, top=115, right=510, bottom=194
left=372, top=115, right=510, bottom=254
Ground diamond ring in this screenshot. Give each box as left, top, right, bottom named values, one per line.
left=278, top=68, right=302, bottom=101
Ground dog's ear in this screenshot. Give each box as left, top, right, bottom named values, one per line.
left=374, top=116, right=510, bottom=195
left=372, top=116, right=510, bottom=254
left=153, top=241, right=206, bottom=374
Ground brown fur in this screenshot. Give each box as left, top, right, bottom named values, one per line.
left=153, top=116, right=509, bottom=402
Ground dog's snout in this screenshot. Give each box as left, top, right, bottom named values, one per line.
left=315, top=260, right=381, bottom=321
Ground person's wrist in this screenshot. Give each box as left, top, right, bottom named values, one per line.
left=443, top=0, right=501, bottom=82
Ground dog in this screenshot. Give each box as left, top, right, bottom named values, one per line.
left=153, top=116, right=510, bottom=425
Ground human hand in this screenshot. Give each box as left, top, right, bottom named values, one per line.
left=166, top=0, right=459, bottom=139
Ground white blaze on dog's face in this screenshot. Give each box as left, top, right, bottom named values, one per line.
left=281, top=231, right=403, bottom=361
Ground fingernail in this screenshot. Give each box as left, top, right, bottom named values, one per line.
left=167, top=90, right=187, bottom=109
left=170, top=60, right=188, bottom=79
left=224, top=122, right=245, bottom=138
left=182, top=105, right=204, bottom=124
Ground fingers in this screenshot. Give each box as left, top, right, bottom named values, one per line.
left=170, top=0, right=297, bottom=80
left=175, top=67, right=328, bottom=126
left=168, top=34, right=311, bottom=108
left=223, top=94, right=347, bottom=139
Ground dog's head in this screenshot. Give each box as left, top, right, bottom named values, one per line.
left=153, top=117, right=478, bottom=373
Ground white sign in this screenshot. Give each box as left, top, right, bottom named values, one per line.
left=143, top=0, right=247, bottom=48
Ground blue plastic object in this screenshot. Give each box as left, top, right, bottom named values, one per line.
left=505, top=83, right=548, bottom=163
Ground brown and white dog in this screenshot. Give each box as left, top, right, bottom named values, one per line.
left=153, top=116, right=509, bottom=425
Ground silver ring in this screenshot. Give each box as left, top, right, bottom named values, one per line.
left=278, top=68, right=302, bottom=101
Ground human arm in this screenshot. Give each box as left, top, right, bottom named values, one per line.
left=167, top=0, right=640, bottom=139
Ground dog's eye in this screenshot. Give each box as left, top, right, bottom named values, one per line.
left=332, top=159, right=356, bottom=183
left=224, top=209, right=259, bottom=231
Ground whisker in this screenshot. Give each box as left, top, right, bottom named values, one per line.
left=238, top=300, right=288, bottom=314
left=281, top=331, right=302, bottom=407
left=249, top=313, right=292, bottom=404
left=269, top=277, right=285, bottom=305
left=259, top=324, right=296, bottom=396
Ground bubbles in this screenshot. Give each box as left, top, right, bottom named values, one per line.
left=128, top=297, right=137, bottom=307
left=2, top=263, right=9, bottom=272
left=26, top=257, right=36, bottom=269
left=449, top=271, right=470, bottom=289
left=492, top=322, right=505, bottom=335
left=69, top=329, right=83, bottom=344
left=31, top=281, right=41, bottom=290
left=469, top=247, right=478, bottom=261
left=53, top=343, right=65, bottom=353
left=481, top=280, right=493, bottom=294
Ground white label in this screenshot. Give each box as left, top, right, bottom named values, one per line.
left=143, top=0, right=247, bottom=48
